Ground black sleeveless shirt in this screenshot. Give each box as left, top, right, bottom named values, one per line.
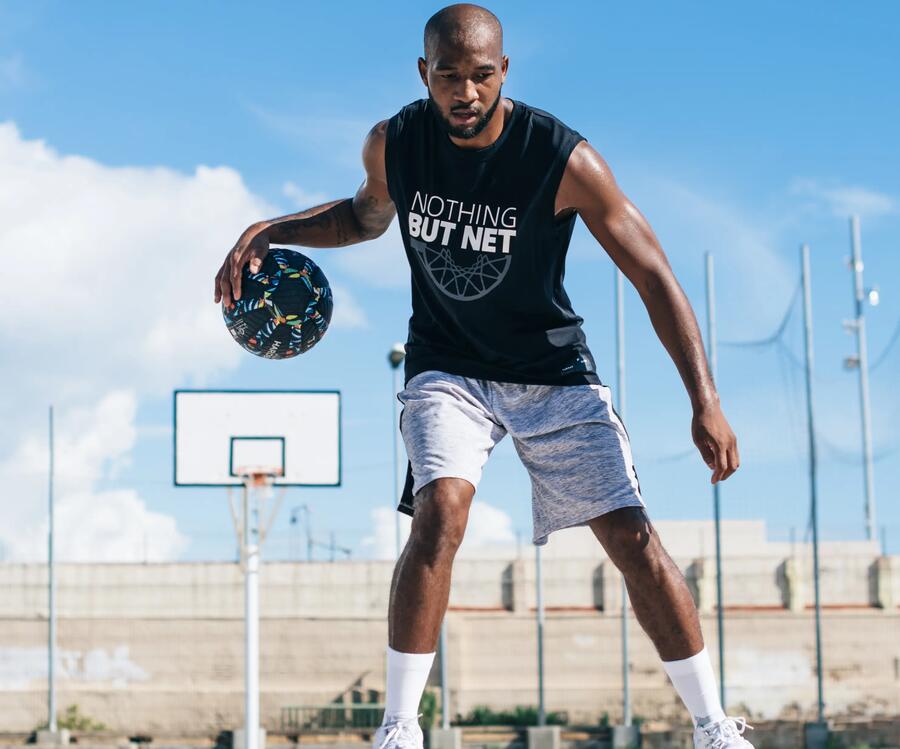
left=385, top=97, right=601, bottom=387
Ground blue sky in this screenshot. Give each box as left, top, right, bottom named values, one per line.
left=1, top=1, right=898, bottom=561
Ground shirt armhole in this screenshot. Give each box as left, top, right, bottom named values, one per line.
left=384, top=115, right=400, bottom=205
left=547, top=133, right=586, bottom=224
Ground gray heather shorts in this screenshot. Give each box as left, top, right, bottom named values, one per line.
left=396, top=369, right=645, bottom=546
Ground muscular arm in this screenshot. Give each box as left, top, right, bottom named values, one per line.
left=556, top=141, right=739, bottom=482
left=264, top=120, right=396, bottom=246
left=215, top=120, right=396, bottom=305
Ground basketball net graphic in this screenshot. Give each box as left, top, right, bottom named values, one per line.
left=411, top=237, right=511, bottom=300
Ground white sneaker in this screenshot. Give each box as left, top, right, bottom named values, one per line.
left=372, top=714, right=424, bottom=749
left=693, top=716, right=754, bottom=749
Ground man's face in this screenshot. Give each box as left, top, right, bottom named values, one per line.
left=419, top=36, right=508, bottom=140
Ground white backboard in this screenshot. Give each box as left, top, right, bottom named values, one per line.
left=173, top=390, right=341, bottom=486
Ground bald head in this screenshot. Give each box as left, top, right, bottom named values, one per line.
left=424, top=3, right=503, bottom=60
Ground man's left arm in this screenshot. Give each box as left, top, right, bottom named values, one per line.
left=556, top=141, right=739, bottom=484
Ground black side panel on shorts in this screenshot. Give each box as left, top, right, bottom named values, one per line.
left=398, top=460, right=415, bottom=517
left=384, top=97, right=602, bottom=387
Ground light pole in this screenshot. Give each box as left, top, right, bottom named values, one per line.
left=614, top=268, right=631, bottom=728
left=801, top=244, right=826, bottom=729
left=705, top=252, right=726, bottom=708
left=388, top=343, right=406, bottom=559
left=48, top=406, right=57, bottom=736
left=842, top=215, right=878, bottom=540
left=536, top=543, right=546, bottom=727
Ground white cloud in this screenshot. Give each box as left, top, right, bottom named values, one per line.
left=358, top=499, right=517, bottom=560
left=359, top=506, right=412, bottom=560
left=0, top=120, right=368, bottom=413
left=789, top=177, right=896, bottom=219
left=459, top=500, right=517, bottom=551
left=0, top=120, right=375, bottom=562
left=0, top=391, right=188, bottom=563
left=329, top=281, right=369, bottom=329
left=282, top=180, right=328, bottom=209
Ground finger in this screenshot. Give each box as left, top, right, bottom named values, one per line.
left=724, top=441, right=740, bottom=480
left=716, top=440, right=730, bottom=483
left=709, top=439, right=725, bottom=483
left=248, top=252, right=263, bottom=274
left=230, top=250, right=246, bottom=300
left=219, top=269, right=234, bottom=309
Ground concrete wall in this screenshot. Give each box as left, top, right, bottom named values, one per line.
left=0, top=525, right=897, bottom=735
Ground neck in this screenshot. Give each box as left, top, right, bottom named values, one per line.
left=447, top=96, right=512, bottom=150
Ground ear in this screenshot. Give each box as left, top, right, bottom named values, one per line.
left=501, top=55, right=509, bottom=83
left=417, top=57, right=428, bottom=87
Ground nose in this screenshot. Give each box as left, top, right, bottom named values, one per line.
left=454, top=78, right=479, bottom=106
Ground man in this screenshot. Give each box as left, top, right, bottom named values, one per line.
left=214, top=5, right=751, bottom=749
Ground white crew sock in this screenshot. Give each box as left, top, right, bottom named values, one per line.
left=662, top=646, right=726, bottom=727
left=383, top=645, right=436, bottom=722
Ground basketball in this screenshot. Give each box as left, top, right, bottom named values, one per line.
left=222, top=247, right=333, bottom=359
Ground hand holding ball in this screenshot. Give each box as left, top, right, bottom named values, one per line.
left=222, top=248, right=334, bottom=359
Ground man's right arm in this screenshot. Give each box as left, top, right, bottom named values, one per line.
left=214, top=120, right=396, bottom=305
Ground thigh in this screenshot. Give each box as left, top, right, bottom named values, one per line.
left=397, top=370, right=507, bottom=514
left=505, top=383, right=645, bottom=546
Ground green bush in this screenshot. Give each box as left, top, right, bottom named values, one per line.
left=419, top=689, right=438, bottom=729
left=455, top=704, right=566, bottom=726
left=34, top=704, right=108, bottom=732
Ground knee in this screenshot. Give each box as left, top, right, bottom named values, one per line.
left=589, top=507, right=664, bottom=574
left=408, top=478, right=473, bottom=561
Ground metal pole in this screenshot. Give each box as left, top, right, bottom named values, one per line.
left=615, top=268, right=631, bottom=726
left=536, top=543, right=546, bottom=726
left=244, top=483, right=260, bottom=749
left=392, top=365, right=402, bottom=559
left=439, top=619, right=450, bottom=729
left=704, top=253, right=726, bottom=709
left=849, top=216, right=877, bottom=540
left=801, top=244, right=825, bottom=724
left=48, top=405, right=57, bottom=734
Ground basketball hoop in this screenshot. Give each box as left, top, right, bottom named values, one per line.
left=234, top=465, right=284, bottom=488
left=172, top=388, right=340, bottom=749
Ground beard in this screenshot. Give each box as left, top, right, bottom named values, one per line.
left=428, top=87, right=503, bottom=140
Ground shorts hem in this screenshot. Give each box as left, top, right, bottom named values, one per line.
left=532, top=495, right=645, bottom=546
left=411, top=469, right=481, bottom=499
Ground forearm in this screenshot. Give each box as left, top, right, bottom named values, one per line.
left=639, top=270, right=718, bottom=412
left=261, top=198, right=370, bottom=248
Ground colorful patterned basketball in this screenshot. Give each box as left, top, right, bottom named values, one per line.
left=222, top=248, right=333, bottom=359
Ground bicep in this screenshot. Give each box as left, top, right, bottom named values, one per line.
left=561, top=142, right=671, bottom=290
left=353, top=120, right=397, bottom=238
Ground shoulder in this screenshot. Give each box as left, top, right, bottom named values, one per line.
left=563, top=139, right=614, bottom=190
left=386, top=98, right=429, bottom=135
left=364, top=99, right=425, bottom=167
left=515, top=100, right=585, bottom=146
left=557, top=139, right=621, bottom=215
left=362, top=119, right=389, bottom=180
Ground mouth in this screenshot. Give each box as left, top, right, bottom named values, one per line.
left=450, top=109, right=478, bottom=125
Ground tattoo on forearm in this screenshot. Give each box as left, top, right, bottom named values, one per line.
left=264, top=189, right=393, bottom=248
left=266, top=199, right=361, bottom=247
left=354, top=193, right=394, bottom=239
